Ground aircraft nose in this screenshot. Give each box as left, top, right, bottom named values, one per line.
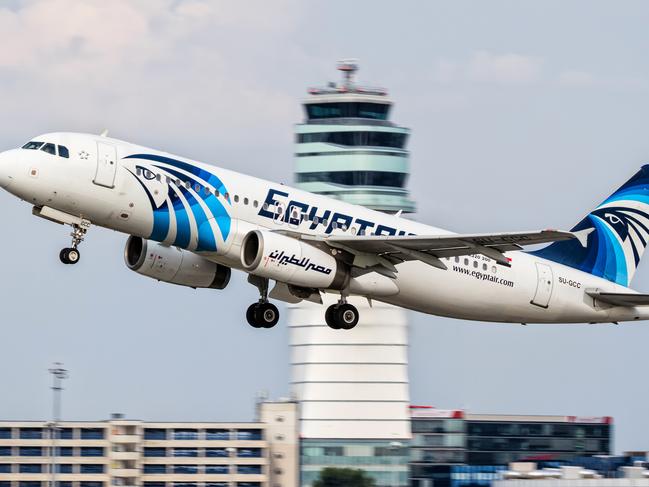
left=0, top=150, right=15, bottom=189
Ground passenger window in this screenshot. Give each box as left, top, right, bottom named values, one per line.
left=322, top=219, right=328, bottom=227
left=195, top=184, right=201, bottom=192
left=253, top=200, right=258, bottom=208
left=204, top=187, right=211, bottom=196
left=351, top=227, right=357, bottom=235
left=492, top=266, right=497, bottom=273
left=224, top=192, right=230, bottom=200
left=41, top=143, right=56, bottom=155
left=313, top=217, right=320, bottom=225
left=454, top=257, right=459, bottom=263
left=185, top=181, right=191, bottom=189
left=332, top=222, right=338, bottom=229
left=473, top=261, right=478, bottom=268
left=464, top=258, right=469, bottom=265
left=262, top=203, right=268, bottom=210
left=244, top=197, right=249, bottom=205
left=22, top=141, right=44, bottom=150
left=156, top=174, right=162, bottom=182
left=175, top=178, right=181, bottom=187
left=136, top=167, right=142, bottom=176
left=483, top=263, right=487, bottom=271
left=58, top=145, right=69, bottom=158
left=234, top=195, right=239, bottom=203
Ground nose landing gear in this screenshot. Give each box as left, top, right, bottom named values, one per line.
left=246, top=275, right=280, bottom=328
left=59, top=221, right=90, bottom=265
left=325, top=298, right=359, bottom=330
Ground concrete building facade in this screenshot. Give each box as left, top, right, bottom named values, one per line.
left=0, top=402, right=299, bottom=487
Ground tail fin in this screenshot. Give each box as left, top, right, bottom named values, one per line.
left=532, top=165, right=649, bottom=287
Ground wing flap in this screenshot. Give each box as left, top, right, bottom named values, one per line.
left=586, top=291, right=649, bottom=307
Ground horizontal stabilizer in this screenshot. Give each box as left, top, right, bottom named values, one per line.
left=586, top=291, right=649, bottom=307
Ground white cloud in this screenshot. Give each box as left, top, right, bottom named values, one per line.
left=557, top=70, right=598, bottom=87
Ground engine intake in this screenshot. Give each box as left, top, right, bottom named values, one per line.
left=125, top=236, right=230, bottom=289
left=241, top=230, right=348, bottom=290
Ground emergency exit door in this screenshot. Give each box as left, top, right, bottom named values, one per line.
left=531, top=262, right=554, bottom=308
left=94, top=142, right=117, bottom=188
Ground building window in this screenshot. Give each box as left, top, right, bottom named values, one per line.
left=79, top=483, right=103, bottom=487
left=59, top=428, right=73, bottom=439
left=297, top=131, right=408, bottom=148
left=20, top=464, right=42, bottom=473
left=173, top=430, right=198, bottom=440
left=173, top=465, right=198, bottom=474
left=173, top=448, right=197, bottom=457
left=206, top=429, right=230, bottom=440
left=20, top=428, right=43, bottom=440
left=236, top=429, right=262, bottom=441
left=144, top=429, right=166, bottom=440
left=205, top=465, right=229, bottom=474
left=56, top=482, right=72, bottom=487
left=205, top=448, right=228, bottom=457
left=237, top=448, right=262, bottom=458
left=296, top=171, right=407, bottom=188
left=80, top=428, right=104, bottom=440
left=305, top=102, right=390, bottom=121
left=0, top=464, right=11, bottom=473
left=19, top=447, right=43, bottom=456
left=144, top=448, right=166, bottom=457
left=205, top=484, right=228, bottom=487
left=0, top=447, right=11, bottom=456
left=57, top=447, right=73, bottom=457
left=57, top=464, right=72, bottom=473
left=144, top=483, right=165, bottom=487
left=237, top=465, right=262, bottom=475
left=143, top=464, right=166, bottom=474
left=173, top=483, right=197, bottom=487
left=81, top=447, right=104, bottom=457
left=237, top=483, right=261, bottom=487
left=80, top=465, right=104, bottom=474
left=0, top=429, right=10, bottom=439
left=0, top=481, right=9, bottom=487
left=19, top=482, right=41, bottom=487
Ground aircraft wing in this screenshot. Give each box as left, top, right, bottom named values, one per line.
left=302, top=229, right=575, bottom=272
left=586, top=291, right=649, bottom=307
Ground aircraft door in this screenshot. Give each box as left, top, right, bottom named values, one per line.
left=531, top=262, right=553, bottom=308
left=94, top=142, right=117, bottom=188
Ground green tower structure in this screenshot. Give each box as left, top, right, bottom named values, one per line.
left=294, top=60, right=416, bottom=214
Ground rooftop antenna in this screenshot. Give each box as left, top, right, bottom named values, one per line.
left=337, top=59, right=359, bottom=89
left=49, top=363, right=68, bottom=487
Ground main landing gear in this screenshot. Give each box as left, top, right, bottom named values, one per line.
left=246, top=276, right=280, bottom=329
left=59, top=221, right=90, bottom=265
left=325, top=298, right=359, bottom=330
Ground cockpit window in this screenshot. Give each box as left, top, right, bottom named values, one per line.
left=41, top=143, right=56, bottom=155
left=22, top=141, right=44, bottom=150
left=58, top=145, right=69, bottom=158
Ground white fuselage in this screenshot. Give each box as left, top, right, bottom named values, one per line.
left=0, top=132, right=644, bottom=324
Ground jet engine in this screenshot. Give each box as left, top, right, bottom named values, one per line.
left=124, top=236, right=231, bottom=289
left=241, top=230, right=349, bottom=290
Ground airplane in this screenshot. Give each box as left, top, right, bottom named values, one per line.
left=1, top=132, right=649, bottom=330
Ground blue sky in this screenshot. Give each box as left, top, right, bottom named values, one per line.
left=1, top=0, right=649, bottom=452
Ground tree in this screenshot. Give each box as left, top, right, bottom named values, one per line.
left=313, top=467, right=376, bottom=487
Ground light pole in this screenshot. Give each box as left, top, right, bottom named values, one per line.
left=49, top=363, right=68, bottom=487
left=389, top=441, right=403, bottom=487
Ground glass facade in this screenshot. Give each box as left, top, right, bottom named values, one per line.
left=297, top=171, right=407, bottom=188
left=301, top=439, right=409, bottom=487
left=297, top=131, right=407, bottom=148
left=80, top=428, right=104, bottom=440
left=306, top=102, right=390, bottom=120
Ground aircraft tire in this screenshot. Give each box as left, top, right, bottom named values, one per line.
left=335, top=303, right=359, bottom=330
left=325, top=304, right=342, bottom=329
left=254, top=302, right=279, bottom=328
left=246, top=303, right=263, bottom=328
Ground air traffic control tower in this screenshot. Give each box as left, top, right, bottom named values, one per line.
left=289, top=61, right=414, bottom=487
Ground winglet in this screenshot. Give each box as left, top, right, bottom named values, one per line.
left=572, top=228, right=595, bottom=248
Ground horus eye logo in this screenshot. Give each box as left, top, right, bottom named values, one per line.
left=591, top=206, right=649, bottom=265
left=604, top=213, right=621, bottom=225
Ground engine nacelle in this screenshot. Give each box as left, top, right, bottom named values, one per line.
left=124, top=236, right=231, bottom=289
left=241, top=230, right=348, bottom=290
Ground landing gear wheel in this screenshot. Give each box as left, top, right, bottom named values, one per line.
left=59, top=248, right=80, bottom=265
left=254, top=302, right=280, bottom=328
left=325, top=305, right=342, bottom=329
left=246, top=304, right=263, bottom=328
left=246, top=302, right=280, bottom=328
left=334, top=303, right=359, bottom=330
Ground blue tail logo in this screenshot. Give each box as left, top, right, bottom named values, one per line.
left=532, top=165, right=649, bottom=286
